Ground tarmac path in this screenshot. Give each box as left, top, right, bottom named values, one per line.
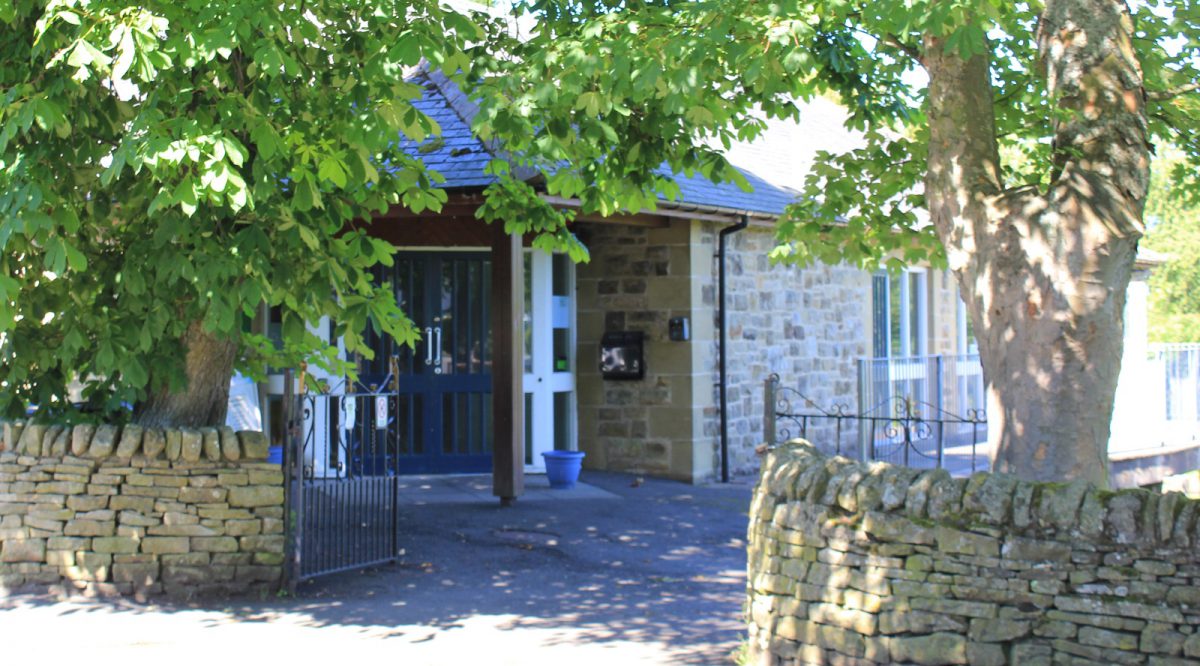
left=0, top=471, right=756, bottom=665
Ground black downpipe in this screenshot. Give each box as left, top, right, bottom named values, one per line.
left=718, top=214, right=749, bottom=483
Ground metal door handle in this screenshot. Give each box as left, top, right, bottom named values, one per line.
left=433, top=326, right=443, bottom=374
left=424, top=326, right=433, bottom=366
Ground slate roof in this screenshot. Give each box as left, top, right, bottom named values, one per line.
left=404, top=69, right=807, bottom=217
left=399, top=72, right=496, bottom=189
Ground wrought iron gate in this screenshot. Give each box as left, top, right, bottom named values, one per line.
left=284, top=378, right=402, bottom=584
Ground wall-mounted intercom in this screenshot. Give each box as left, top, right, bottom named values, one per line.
left=669, top=316, right=690, bottom=342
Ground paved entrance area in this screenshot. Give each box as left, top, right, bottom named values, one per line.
left=0, top=470, right=755, bottom=665
left=396, top=472, right=622, bottom=503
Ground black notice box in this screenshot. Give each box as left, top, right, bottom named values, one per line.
left=600, top=331, right=645, bottom=380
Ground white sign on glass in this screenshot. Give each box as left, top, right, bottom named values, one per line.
left=552, top=296, right=570, bottom=329
left=375, top=396, right=388, bottom=430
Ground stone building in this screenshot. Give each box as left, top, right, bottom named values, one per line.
left=574, top=220, right=876, bottom=482
left=278, top=68, right=1156, bottom=493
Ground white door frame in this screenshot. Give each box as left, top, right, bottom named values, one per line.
left=523, top=250, right=577, bottom=472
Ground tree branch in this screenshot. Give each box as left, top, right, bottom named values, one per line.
left=994, top=75, right=1032, bottom=106
left=1040, top=0, right=1150, bottom=225
left=1147, top=82, right=1200, bottom=101
left=883, top=34, right=923, bottom=67
left=845, top=21, right=923, bottom=67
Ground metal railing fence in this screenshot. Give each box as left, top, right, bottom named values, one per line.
left=765, top=374, right=987, bottom=475
left=1150, top=343, right=1200, bottom=425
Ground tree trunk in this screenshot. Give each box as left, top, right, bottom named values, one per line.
left=924, top=0, right=1149, bottom=485
left=133, top=321, right=239, bottom=428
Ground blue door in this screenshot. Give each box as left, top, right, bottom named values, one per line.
left=360, top=252, right=493, bottom=473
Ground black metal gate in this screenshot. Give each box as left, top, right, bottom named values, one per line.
left=284, top=378, right=402, bottom=584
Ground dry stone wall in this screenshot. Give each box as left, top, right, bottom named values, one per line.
left=748, top=442, right=1200, bottom=666
left=0, top=420, right=283, bottom=599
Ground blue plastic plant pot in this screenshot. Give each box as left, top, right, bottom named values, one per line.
left=267, top=445, right=284, bottom=465
left=542, top=451, right=586, bottom=489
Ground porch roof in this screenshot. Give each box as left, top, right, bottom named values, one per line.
left=403, top=69, right=801, bottom=218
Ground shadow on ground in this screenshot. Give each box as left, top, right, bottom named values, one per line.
left=1, top=471, right=756, bottom=665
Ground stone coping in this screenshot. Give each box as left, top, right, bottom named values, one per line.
left=759, top=439, right=1198, bottom=546
left=0, top=422, right=268, bottom=463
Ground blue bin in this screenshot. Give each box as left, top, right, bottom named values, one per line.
left=267, top=445, right=284, bottom=465
left=542, top=451, right=586, bottom=489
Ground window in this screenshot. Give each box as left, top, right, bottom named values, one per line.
left=956, top=297, right=979, bottom=355
left=872, top=269, right=928, bottom=358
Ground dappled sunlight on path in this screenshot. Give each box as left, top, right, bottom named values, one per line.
left=0, top=597, right=686, bottom=665
left=0, top=471, right=756, bottom=665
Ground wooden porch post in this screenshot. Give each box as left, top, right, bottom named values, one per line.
left=491, top=224, right=524, bottom=505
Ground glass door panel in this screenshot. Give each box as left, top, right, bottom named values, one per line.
left=363, top=252, right=492, bottom=474
left=523, top=250, right=577, bottom=471
left=431, top=255, right=492, bottom=463
left=523, top=253, right=534, bottom=375
left=551, top=253, right=572, bottom=375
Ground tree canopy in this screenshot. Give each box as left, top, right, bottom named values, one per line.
left=468, top=0, right=1197, bottom=483
left=0, top=0, right=480, bottom=419
left=2, top=0, right=1198, bottom=478
left=471, top=1, right=1198, bottom=262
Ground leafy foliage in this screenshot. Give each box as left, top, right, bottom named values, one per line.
left=1145, top=149, right=1200, bottom=343
left=3, top=0, right=1198, bottom=424
left=471, top=1, right=1199, bottom=271
left=0, top=0, right=477, bottom=418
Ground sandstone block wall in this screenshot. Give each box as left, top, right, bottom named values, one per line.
left=748, top=442, right=1200, bottom=665
left=576, top=219, right=872, bottom=483
left=709, top=227, right=870, bottom=473
left=0, top=420, right=283, bottom=599
left=927, top=268, right=965, bottom=356
left=576, top=220, right=713, bottom=481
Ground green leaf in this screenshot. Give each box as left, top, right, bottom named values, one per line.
left=293, top=176, right=322, bottom=211
left=0, top=0, right=17, bottom=23
left=44, top=238, right=66, bottom=274
left=97, top=341, right=115, bottom=369
left=685, top=105, right=714, bottom=126
left=31, top=98, right=68, bottom=135
left=221, top=137, right=248, bottom=166
left=282, top=314, right=305, bottom=344
left=575, top=92, right=602, bottom=116
left=210, top=163, right=229, bottom=193
left=112, top=26, right=136, bottom=81
left=228, top=182, right=249, bottom=211
left=148, top=189, right=172, bottom=216
left=123, top=358, right=148, bottom=387
left=66, top=40, right=112, bottom=69
left=64, top=243, right=87, bottom=271
left=297, top=224, right=318, bottom=250
left=173, top=178, right=198, bottom=216
left=318, top=158, right=347, bottom=188
left=251, top=122, right=280, bottom=160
